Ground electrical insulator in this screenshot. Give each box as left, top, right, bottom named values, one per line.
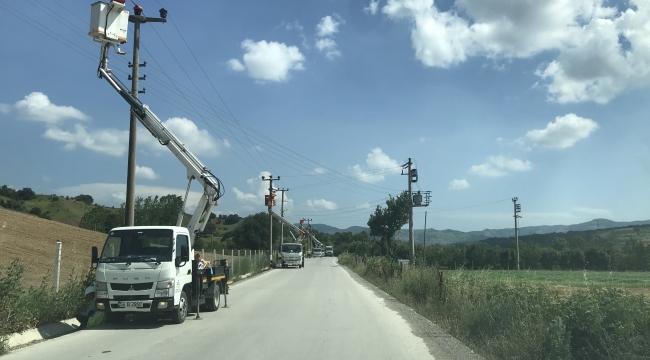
left=516, top=204, right=521, bottom=212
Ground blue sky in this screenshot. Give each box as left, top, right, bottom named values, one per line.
left=1, top=0, right=650, bottom=232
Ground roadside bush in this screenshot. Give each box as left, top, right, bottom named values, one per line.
left=0, top=260, right=94, bottom=355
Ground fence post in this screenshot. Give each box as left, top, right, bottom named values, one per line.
left=53, top=242, right=62, bottom=293
left=222, top=248, right=224, bottom=261
left=202, top=249, right=205, bottom=260
left=231, top=249, right=234, bottom=275
left=213, top=249, right=216, bottom=263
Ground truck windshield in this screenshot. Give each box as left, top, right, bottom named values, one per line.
left=281, top=244, right=302, bottom=253
left=99, top=229, right=174, bottom=263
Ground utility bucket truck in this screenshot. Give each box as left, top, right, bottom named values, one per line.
left=88, top=1, right=229, bottom=324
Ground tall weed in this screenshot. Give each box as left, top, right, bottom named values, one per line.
left=338, top=253, right=650, bottom=360
left=0, top=260, right=94, bottom=355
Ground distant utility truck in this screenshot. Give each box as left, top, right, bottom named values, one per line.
left=325, top=246, right=333, bottom=257
left=281, top=243, right=304, bottom=268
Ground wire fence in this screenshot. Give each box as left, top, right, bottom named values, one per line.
left=1, top=243, right=279, bottom=292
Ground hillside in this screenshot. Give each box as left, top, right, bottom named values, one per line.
left=481, top=224, right=650, bottom=248
left=0, top=207, right=106, bottom=288
left=392, top=218, right=650, bottom=245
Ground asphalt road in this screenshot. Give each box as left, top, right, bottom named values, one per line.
left=5, top=257, right=480, bottom=359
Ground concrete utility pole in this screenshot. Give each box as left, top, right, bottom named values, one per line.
left=262, top=175, right=280, bottom=261
left=124, top=4, right=167, bottom=226
left=512, top=197, right=522, bottom=270
left=306, top=219, right=313, bottom=252
left=275, top=188, right=289, bottom=245
left=402, top=158, right=415, bottom=264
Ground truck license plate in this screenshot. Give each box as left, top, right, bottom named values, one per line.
left=118, top=301, right=144, bottom=308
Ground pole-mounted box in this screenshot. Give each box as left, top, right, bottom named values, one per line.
left=88, top=1, right=129, bottom=44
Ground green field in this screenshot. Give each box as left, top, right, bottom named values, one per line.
left=23, top=195, right=99, bottom=226
left=455, top=269, right=650, bottom=291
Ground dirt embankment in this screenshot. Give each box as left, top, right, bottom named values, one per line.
left=0, top=207, right=106, bottom=288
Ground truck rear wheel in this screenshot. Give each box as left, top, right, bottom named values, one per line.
left=171, top=291, right=188, bottom=324
left=206, top=283, right=220, bottom=312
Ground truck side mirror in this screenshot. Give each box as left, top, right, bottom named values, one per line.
left=175, top=245, right=190, bottom=267
left=91, top=246, right=99, bottom=268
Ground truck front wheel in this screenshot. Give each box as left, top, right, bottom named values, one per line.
left=171, top=291, right=188, bottom=324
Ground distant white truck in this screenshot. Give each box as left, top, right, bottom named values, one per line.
left=325, top=246, right=333, bottom=257
left=281, top=243, right=304, bottom=268
left=313, top=248, right=323, bottom=258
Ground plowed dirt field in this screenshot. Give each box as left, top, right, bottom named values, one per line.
left=0, top=207, right=106, bottom=288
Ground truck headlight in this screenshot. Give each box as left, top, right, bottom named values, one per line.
left=155, top=289, right=170, bottom=297
left=155, top=279, right=174, bottom=297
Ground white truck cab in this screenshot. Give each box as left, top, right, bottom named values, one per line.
left=281, top=243, right=304, bottom=268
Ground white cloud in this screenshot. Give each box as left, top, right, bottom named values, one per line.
left=356, top=202, right=371, bottom=209
left=13, top=92, right=88, bottom=124
left=315, top=38, right=341, bottom=59
left=316, top=15, right=341, bottom=37
left=222, top=139, right=232, bottom=148
left=469, top=155, right=533, bottom=177
left=42, top=176, right=51, bottom=182
left=497, top=137, right=532, bottom=151
left=0, top=103, right=10, bottom=114
left=42, top=117, right=218, bottom=157
left=44, top=124, right=128, bottom=156
left=378, top=0, right=650, bottom=103
left=313, top=167, right=326, bottom=174
left=161, top=117, right=220, bottom=156
left=526, top=113, right=598, bottom=149
left=306, top=198, right=338, bottom=210
left=135, top=165, right=159, bottom=180
left=349, top=148, right=401, bottom=183
left=448, top=179, right=470, bottom=190
left=228, top=39, right=305, bottom=82
left=365, top=0, right=380, bottom=15
left=232, top=187, right=258, bottom=203
left=54, top=183, right=202, bottom=212
left=227, top=59, right=246, bottom=72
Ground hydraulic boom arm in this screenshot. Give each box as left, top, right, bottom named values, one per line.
left=97, top=46, right=223, bottom=244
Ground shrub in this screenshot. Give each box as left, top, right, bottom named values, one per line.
left=0, top=260, right=94, bottom=355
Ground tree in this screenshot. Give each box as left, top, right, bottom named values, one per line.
left=209, top=212, right=217, bottom=220
left=16, top=188, right=36, bottom=201
left=74, top=194, right=94, bottom=205
left=126, top=195, right=184, bottom=226
left=367, top=193, right=410, bottom=257
left=224, top=214, right=241, bottom=225
left=552, top=238, right=568, bottom=251
left=221, top=212, right=281, bottom=250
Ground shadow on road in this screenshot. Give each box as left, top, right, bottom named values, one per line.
left=87, top=314, right=167, bottom=330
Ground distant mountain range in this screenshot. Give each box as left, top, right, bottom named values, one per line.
left=308, top=218, right=650, bottom=245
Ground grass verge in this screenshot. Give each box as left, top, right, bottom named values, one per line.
left=338, top=253, right=650, bottom=360
left=0, top=260, right=94, bottom=355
